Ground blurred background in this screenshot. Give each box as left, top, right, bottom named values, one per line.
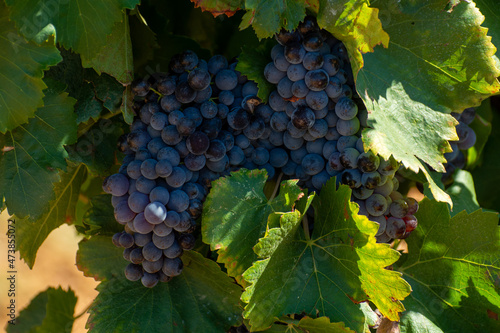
left=0, top=210, right=98, bottom=333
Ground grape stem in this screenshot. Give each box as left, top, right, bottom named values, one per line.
left=269, top=172, right=284, bottom=201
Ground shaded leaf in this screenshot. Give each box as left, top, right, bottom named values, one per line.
left=45, top=49, right=124, bottom=124
left=87, top=251, right=242, bottom=333
left=0, top=79, right=77, bottom=219
left=82, top=12, right=133, bottom=84
left=16, top=163, right=88, bottom=268
left=76, top=194, right=123, bottom=236
left=471, top=105, right=500, bottom=212
left=201, top=169, right=303, bottom=284
left=7, top=287, right=77, bottom=333
left=236, top=39, right=276, bottom=102
left=76, top=235, right=127, bottom=281
left=467, top=98, right=493, bottom=168
left=5, top=0, right=140, bottom=72
left=0, top=2, right=61, bottom=133
left=66, top=118, right=127, bottom=175
left=242, top=179, right=410, bottom=331
left=447, top=170, right=480, bottom=216
left=396, top=198, right=500, bottom=332
left=129, top=10, right=158, bottom=76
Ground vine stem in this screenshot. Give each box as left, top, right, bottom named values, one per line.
left=302, top=214, right=311, bottom=241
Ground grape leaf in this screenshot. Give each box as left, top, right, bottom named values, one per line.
left=120, top=85, right=135, bottom=125
left=242, top=179, right=410, bottom=331
left=87, top=251, right=242, bottom=333
left=471, top=106, right=500, bottom=212
left=298, top=316, right=357, bottom=333
left=76, top=235, right=127, bottom=281
left=45, top=49, right=125, bottom=124
left=356, top=0, right=500, bottom=206
left=475, top=0, right=500, bottom=58
left=446, top=170, right=480, bottom=216
left=66, top=118, right=127, bottom=175
left=5, top=0, right=139, bottom=80
left=0, top=2, right=61, bottom=133
left=466, top=99, right=493, bottom=168
left=363, top=0, right=500, bottom=112
left=395, top=198, right=500, bottom=332
left=262, top=316, right=356, bottom=332
left=239, top=1, right=308, bottom=40
left=7, top=287, right=77, bottom=333
left=201, top=169, right=303, bottom=284
left=129, top=10, right=158, bottom=75
left=190, top=0, right=243, bottom=17
left=82, top=12, right=133, bottom=84
left=400, top=310, right=444, bottom=333
left=0, top=79, right=78, bottom=219
left=317, top=0, right=389, bottom=75
left=16, top=163, right=88, bottom=268
left=76, top=194, right=123, bottom=236
left=235, top=39, right=276, bottom=102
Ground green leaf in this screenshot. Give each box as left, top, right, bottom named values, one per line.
left=190, top=0, right=244, bottom=18
left=360, top=85, right=457, bottom=206
left=357, top=0, right=500, bottom=206
left=400, top=311, right=444, bottom=333
left=5, top=0, right=140, bottom=78
left=7, top=287, right=77, bottom=333
left=129, top=10, right=158, bottom=75
left=45, top=49, right=124, bottom=124
left=201, top=169, right=303, bottom=284
left=16, top=163, right=88, bottom=268
left=87, top=251, right=242, bottom=333
left=466, top=100, right=493, bottom=168
left=475, top=0, right=500, bottom=58
left=298, top=316, right=357, bottom=333
left=0, top=79, right=77, bottom=219
left=0, top=2, right=62, bottom=133
left=317, top=0, right=389, bottom=75
left=239, top=0, right=307, bottom=39
left=77, top=194, right=123, bottom=236
left=471, top=107, right=500, bottom=212
left=261, top=316, right=357, bottom=333
left=242, top=179, right=410, bottom=331
left=66, top=118, right=127, bottom=175
left=236, top=39, right=276, bottom=102
left=396, top=198, right=500, bottom=332
left=82, top=12, right=133, bottom=84
left=446, top=170, right=480, bottom=216
left=77, top=235, right=127, bottom=281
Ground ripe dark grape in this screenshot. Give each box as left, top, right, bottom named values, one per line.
left=125, top=263, right=143, bottom=281
left=187, top=68, right=210, bottom=91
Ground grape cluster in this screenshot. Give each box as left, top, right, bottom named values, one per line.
left=104, top=17, right=422, bottom=288
left=260, top=16, right=419, bottom=242
left=103, top=51, right=258, bottom=288
left=442, top=108, right=477, bottom=185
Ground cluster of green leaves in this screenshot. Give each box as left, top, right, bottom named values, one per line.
left=2, top=0, right=500, bottom=332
